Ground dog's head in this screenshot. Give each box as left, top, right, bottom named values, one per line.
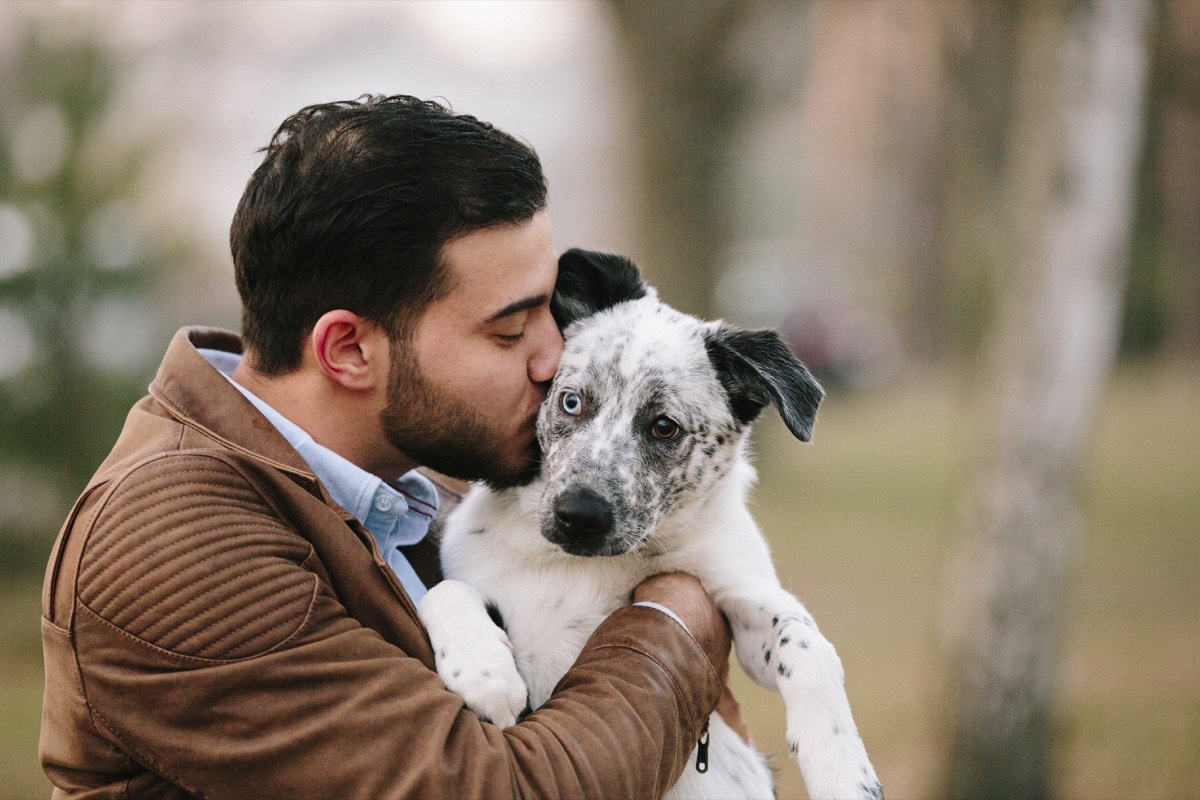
left=535, top=249, right=824, bottom=557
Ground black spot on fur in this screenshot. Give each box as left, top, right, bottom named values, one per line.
left=777, top=662, right=792, bottom=678
left=860, top=781, right=885, bottom=800
left=485, top=602, right=506, bottom=633
left=780, top=636, right=790, bottom=646
left=764, top=649, right=772, bottom=664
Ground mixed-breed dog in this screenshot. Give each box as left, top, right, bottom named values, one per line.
left=418, top=249, right=883, bottom=799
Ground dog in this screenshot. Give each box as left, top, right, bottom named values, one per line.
left=418, top=249, right=882, bottom=800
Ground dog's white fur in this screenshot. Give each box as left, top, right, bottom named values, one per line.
left=419, top=253, right=882, bottom=800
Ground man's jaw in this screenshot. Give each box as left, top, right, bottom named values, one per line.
left=481, top=417, right=543, bottom=490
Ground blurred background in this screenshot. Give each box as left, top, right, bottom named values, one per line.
left=0, top=1, right=1196, bottom=798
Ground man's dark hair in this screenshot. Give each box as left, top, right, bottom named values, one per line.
left=230, top=94, right=548, bottom=375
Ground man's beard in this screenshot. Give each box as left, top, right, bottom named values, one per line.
left=380, top=348, right=542, bottom=489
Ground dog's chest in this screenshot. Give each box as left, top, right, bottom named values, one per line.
left=493, top=572, right=623, bottom=708
left=452, top=545, right=642, bottom=708
left=440, top=487, right=653, bottom=707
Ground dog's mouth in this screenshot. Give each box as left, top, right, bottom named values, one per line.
left=550, top=538, right=634, bottom=558
left=539, top=485, right=639, bottom=558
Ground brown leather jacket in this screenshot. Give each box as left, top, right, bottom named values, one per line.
left=40, top=327, right=721, bottom=800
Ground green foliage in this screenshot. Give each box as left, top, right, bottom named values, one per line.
left=0, top=20, right=176, bottom=575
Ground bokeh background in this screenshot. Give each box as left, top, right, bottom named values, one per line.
left=1, top=2, right=1197, bottom=798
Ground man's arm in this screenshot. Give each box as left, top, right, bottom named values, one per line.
left=45, top=452, right=722, bottom=799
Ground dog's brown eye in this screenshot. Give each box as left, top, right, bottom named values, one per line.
left=650, top=416, right=680, bottom=441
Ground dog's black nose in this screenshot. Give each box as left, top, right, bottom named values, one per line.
left=553, top=487, right=614, bottom=542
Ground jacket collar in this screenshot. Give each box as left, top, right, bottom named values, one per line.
left=149, top=327, right=318, bottom=482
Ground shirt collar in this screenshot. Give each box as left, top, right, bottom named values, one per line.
left=198, top=348, right=438, bottom=546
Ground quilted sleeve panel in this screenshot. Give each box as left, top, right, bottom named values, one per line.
left=77, top=453, right=317, bottom=661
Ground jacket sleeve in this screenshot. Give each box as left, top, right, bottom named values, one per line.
left=55, top=452, right=721, bottom=800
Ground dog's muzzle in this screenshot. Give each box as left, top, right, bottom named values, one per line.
left=545, top=486, right=616, bottom=557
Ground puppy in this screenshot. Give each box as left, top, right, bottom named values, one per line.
left=419, top=249, right=882, bottom=799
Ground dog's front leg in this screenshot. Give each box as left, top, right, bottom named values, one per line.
left=418, top=580, right=530, bottom=729
left=722, top=591, right=883, bottom=800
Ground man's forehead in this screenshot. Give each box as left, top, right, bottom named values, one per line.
left=435, top=218, right=556, bottom=312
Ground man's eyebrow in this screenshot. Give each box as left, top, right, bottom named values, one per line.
left=485, top=294, right=550, bottom=323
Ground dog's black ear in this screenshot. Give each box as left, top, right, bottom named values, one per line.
left=552, top=248, right=649, bottom=330
left=704, top=325, right=824, bottom=442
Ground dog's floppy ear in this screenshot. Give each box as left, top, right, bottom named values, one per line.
left=704, top=325, right=825, bottom=442
left=551, top=248, right=649, bottom=330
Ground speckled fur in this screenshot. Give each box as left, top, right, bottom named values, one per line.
left=419, top=256, right=883, bottom=800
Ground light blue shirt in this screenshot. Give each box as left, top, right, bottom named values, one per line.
left=201, top=349, right=436, bottom=605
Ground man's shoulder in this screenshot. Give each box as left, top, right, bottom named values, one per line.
left=82, top=450, right=304, bottom=553
left=73, top=450, right=320, bottom=660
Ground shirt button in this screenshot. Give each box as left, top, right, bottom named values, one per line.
left=374, top=495, right=394, bottom=512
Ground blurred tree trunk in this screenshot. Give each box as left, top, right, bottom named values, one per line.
left=1157, top=0, right=1200, bottom=355
left=800, top=0, right=958, bottom=363
left=941, top=1, right=1151, bottom=798
left=607, top=0, right=752, bottom=318
left=1121, top=0, right=1200, bottom=359
left=875, top=1, right=953, bottom=363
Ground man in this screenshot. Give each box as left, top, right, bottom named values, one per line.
left=40, top=95, right=734, bottom=799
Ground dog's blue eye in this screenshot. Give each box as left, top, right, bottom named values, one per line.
left=650, top=416, right=681, bottom=441
left=561, top=391, right=583, bottom=416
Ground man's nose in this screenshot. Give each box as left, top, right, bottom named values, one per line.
left=529, top=316, right=563, bottom=385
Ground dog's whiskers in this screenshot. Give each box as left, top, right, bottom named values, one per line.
left=637, top=521, right=672, bottom=557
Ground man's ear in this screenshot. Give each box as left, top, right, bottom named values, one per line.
left=704, top=324, right=825, bottom=442
left=310, top=310, right=385, bottom=392
left=551, top=248, right=650, bottom=330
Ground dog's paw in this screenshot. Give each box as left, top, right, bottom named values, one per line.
left=438, top=641, right=530, bottom=729
left=769, top=626, right=881, bottom=800
left=419, top=581, right=530, bottom=729
left=784, top=708, right=881, bottom=800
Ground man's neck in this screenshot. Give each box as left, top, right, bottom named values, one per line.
left=230, top=358, right=419, bottom=480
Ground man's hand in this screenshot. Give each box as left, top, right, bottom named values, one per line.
left=634, top=572, right=728, bottom=669
left=633, top=573, right=753, bottom=743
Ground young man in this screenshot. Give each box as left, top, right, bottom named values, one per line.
left=40, top=95, right=734, bottom=799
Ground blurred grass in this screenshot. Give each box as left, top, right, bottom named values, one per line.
left=1, top=363, right=1196, bottom=799
left=0, top=575, right=47, bottom=800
